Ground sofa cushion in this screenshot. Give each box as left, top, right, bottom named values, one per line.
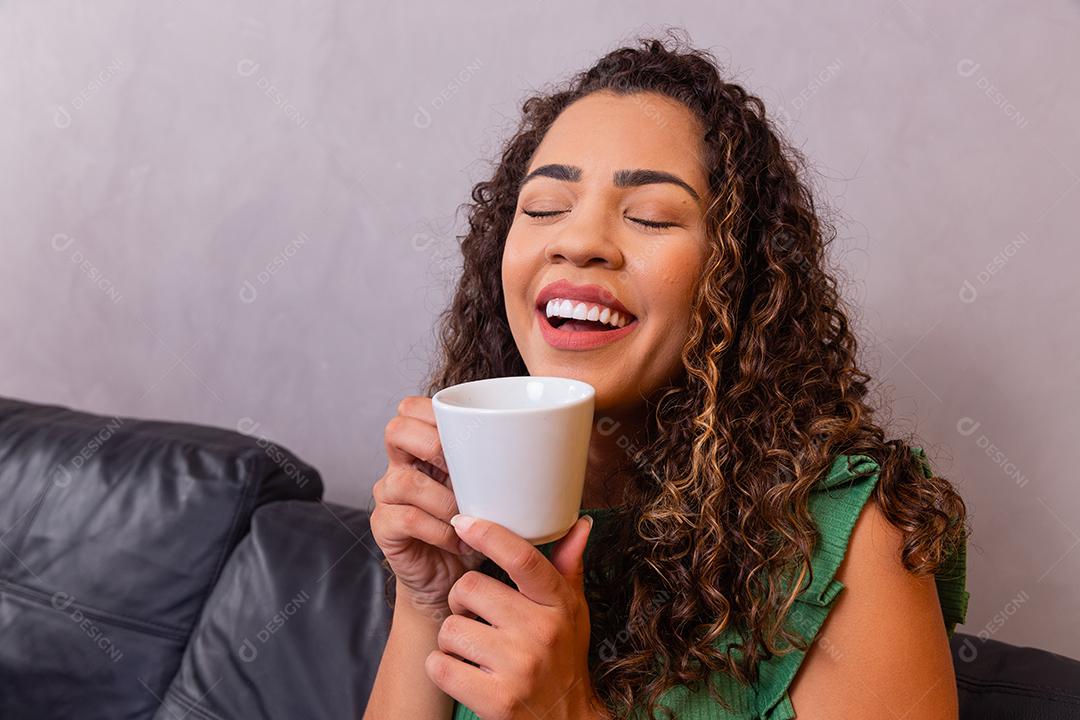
left=0, top=396, right=322, bottom=720
left=951, top=632, right=1080, bottom=720
left=156, top=500, right=392, bottom=720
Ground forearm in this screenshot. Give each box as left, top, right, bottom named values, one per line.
left=363, top=580, right=454, bottom=720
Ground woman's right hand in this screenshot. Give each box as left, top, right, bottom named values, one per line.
left=371, top=395, right=482, bottom=615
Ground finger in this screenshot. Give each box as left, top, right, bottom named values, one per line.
left=448, top=570, right=531, bottom=629
left=436, top=612, right=505, bottom=671
left=548, top=516, right=593, bottom=591
left=384, top=413, right=449, bottom=476
left=450, top=515, right=571, bottom=608
left=394, top=397, right=451, bottom=483
left=373, top=503, right=467, bottom=557
left=425, top=649, right=500, bottom=714
left=373, top=466, right=459, bottom=522
left=396, top=395, right=436, bottom=424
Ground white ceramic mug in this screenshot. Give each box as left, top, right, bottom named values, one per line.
left=431, top=376, right=595, bottom=544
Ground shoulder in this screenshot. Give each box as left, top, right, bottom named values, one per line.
left=753, top=451, right=964, bottom=719
left=785, top=483, right=959, bottom=719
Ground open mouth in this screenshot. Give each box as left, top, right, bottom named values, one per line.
left=534, top=301, right=639, bottom=350
left=533, top=285, right=640, bottom=349
left=544, top=315, right=626, bottom=332
left=538, top=301, right=639, bottom=333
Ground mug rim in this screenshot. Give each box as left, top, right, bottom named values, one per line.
left=431, top=375, right=595, bottom=415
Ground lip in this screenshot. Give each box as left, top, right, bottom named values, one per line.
left=534, top=279, right=636, bottom=320
left=536, top=306, right=639, bottom=351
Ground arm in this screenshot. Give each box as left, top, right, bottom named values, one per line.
left=363, top=580, right=455, bottom=720
left=788, top=496, right=959, bottom=719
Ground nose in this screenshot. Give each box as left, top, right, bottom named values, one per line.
left=542, top=203, right=625, bottom=269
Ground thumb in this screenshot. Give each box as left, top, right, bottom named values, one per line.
left=550, top=515, right=593, bottom=590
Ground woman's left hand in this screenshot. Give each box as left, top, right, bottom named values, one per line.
left=424, top=512, right=609, bottom=720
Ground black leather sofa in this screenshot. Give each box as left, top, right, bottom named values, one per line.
left=0, top=396, right=1077, bottom=719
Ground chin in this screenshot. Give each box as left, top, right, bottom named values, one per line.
left=523, top=357, right=591, bottom=386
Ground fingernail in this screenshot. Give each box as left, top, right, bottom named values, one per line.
left=450, top=514, right=475, bottom=532
left=585, top=515, right=594, bottom=530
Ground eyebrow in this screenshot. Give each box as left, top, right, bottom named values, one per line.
left=518, top=164, right=701, bottom=202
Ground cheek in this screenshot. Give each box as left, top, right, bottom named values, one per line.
left=501, top=233, right=533, bottom=317
left=642, top=246, right=703, bottom=323
left=501, top=229, right=526, bottom=276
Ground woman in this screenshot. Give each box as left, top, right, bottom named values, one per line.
left=365, top=31, right=969, bottom=720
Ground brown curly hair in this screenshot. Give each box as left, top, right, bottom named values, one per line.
left=415, top=28, right=968, bottom=720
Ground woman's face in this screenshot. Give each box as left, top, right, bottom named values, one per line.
left=502, top=90, right=710, bottom=413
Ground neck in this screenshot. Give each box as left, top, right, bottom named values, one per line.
left=580, top=405, right=648, bottom=510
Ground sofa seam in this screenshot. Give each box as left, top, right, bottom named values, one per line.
left=0, top=577, right=189, bottom=641
left=186, top=454, right=258, bottom=631
left=956, top=676, right=1080, bottom=702
left=3, top=468, right=56, bottom=569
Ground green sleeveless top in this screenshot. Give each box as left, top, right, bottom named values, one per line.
left=451, top=448, right=969, bottom=719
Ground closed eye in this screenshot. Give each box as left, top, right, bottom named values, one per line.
left=628, top=217, right=677, bottom=229
left=522, top=209, right=677, bottom=230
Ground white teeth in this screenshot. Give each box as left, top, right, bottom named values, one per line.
left=543, top=297, right=632, bottom=329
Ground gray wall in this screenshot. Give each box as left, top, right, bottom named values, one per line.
left=2, top=1, right=1077, bottom=658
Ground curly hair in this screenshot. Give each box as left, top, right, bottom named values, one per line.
left=415, top=28, right=969, bottom=720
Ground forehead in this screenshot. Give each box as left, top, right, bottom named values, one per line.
left=527, top=90, right=707, bottom=192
